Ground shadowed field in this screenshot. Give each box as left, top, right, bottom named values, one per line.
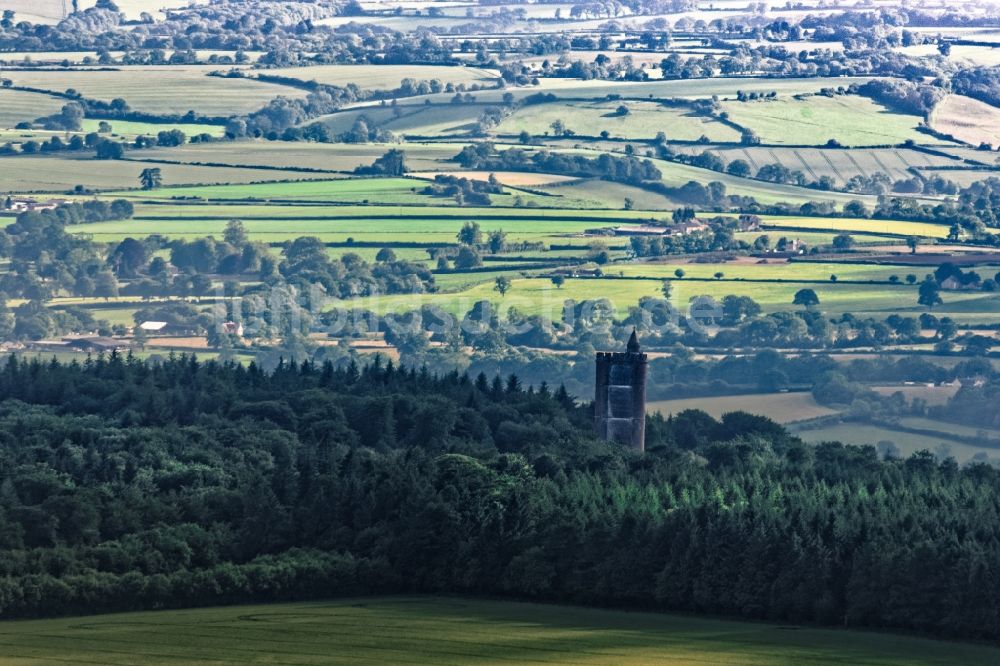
left=1, top=596, right=999, bottom=665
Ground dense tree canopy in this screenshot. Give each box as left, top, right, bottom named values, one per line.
left=0, top=355, right=996, bottom=643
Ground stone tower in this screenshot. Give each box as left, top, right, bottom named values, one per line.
left=594, top=329, right=648, bottom=451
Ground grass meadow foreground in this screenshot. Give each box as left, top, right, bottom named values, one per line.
left=2, top=597, right=999, bottom=665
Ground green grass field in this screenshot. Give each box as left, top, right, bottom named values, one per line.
left=330, top=276, right=941, bottom=318
left=719, top=96, right=944, bottom=147
left=498, top=100, right=740, bottom=141
left=80, top=119, right=227, bottom=139
left=761, top=215, right=951, bottom=238
left=1, top=596, right=997, bottom=665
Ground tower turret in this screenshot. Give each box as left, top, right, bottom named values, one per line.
left=594, top=329, right=648, bottom=451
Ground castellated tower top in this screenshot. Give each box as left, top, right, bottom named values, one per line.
left=594, top=329, right=648, bottom=452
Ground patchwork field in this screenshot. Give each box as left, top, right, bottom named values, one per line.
left=1, top=68, right=304, bottom=115
left=3, top=596, right=998, bottom=665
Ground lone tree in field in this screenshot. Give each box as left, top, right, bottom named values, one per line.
left=487, top=229, right=506, bottom=254
left=224, top=219, right=248, bottom=246
left=551, top=275, right=564, bottom=289
left=907, top=236, right=921, bottom=254
left=793, top=288, right=820, bottom=309
left=494, top=276, right=511, bottom=297
left=457, top=221, right=482, bottom=246
left=674, top=268, right=685, bottom=279
left=919, top=278, right=943, bottom=310
left=713, top=271, right=724, bottom=280
left=139, top=168, right=162, bottom=190
left=660, top=280, right=673, bottom=299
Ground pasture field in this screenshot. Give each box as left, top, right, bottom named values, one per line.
left=340, top=76, right=883, bottom=111
left=0, top=88, right=65, bottom=128
left=674, top=146, right=956, bottom=185
left=0, top=68, right=305, bottom=116
left=648, top=391, right=839, bottom=423
left=642, top=155, right=881, bottom=207
left=511, top=75, right=886, bottom=103
left=795, top=423, right=997, bottom=462
left=147, top=141, right=462, bottom=173
left=259, top=64, right=500, bottom=89
left=409, top=171, right=580, bottom=187
left=615, top=260, right=956, bottom=283
left=921, top=168, right=1000, bottom=187
left=80, top=119, right=228, bottom=139
left=931, top=94, right=1000, bottom=149
left=718, top=96, right=944, bottom=147
left=535, top=178, right=676, bottom=209
left=112, top=178, right=556, bottom=208
left=497, top=100, right=741, bottom=141
left=366, top=103, right=492, bottom=136
left=760, top=215, right=951, bottom=238
left=899, top=416, right=1000, bottom=441
left=332, top=276, right=941, bottom=318
left=70, top=215, right=604, bottom=246
left=0, top=156, right=316, bottom=192
left=872, top=384, right=961, bottom=406
left=2, top=596, right=997, bottom=665
left=900, top=43, right=1000, bottom=68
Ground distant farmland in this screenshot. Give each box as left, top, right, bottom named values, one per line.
left=648, top=391, right=838, bottom=423
left=260, top=64, right=500, bottom=90
left=1, top=67, right=304, bottom=115
left=0, top=88, right=64, bottom=128
left=931, top=94, right=1000, bottom=149
left=672, top=145, right=960, bottom=186
left=719, top=95, right=948, bottom=146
